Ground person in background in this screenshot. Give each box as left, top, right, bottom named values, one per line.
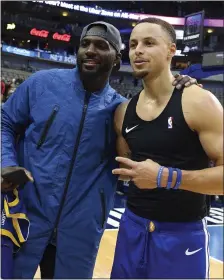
left=1, top=81, right=6, bottom=104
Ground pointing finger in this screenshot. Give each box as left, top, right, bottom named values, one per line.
left=112, top=168, right=135, bottom=177
left=115, top=157, right=137, bottom=168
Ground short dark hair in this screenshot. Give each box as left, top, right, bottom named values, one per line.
left=136, top=17, right=176, bottom=44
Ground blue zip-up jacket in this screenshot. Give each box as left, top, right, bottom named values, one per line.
left=1, top=67, right=126, bottom=278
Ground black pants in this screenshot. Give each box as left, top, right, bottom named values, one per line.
left=40, top=244, right=56, bottom=279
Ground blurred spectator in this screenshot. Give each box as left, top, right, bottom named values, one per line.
left=1, top=81, right=6, bottom=104
left=15, top=78, right=24, bottom=86
left=8, top=79, right=17, bottom=95
left=1, top=80, right=14, bottom=103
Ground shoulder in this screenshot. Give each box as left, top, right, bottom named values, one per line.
left=30, top=68, right=59, bottom=81
left=22, top=69, right=59, bottom=90
left=182, top=85, right=223, bottom=131
left=30, top=68, right=75, bottom=85
left=183, top=85, right=222, bottom=111
left=7, top=69, right=58, bottom=96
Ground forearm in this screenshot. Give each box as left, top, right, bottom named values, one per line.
left=162, top=165, right=223, bottom=195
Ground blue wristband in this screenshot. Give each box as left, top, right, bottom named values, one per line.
left=173, top=168, right=182, bottom=189
left=157, top=166, right=164, bottom=188
left=166, top=167, right=173, bottom=189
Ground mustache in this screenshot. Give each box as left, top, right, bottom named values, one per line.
left=82, top=59, right=100, bottom=64
left=82, top=54, right=100, bottom=61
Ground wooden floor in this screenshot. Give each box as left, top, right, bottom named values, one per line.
left=35, top=229, right=224, bottom=279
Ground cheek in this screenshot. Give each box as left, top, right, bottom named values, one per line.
left=100, top=54, right=114, bottom=69
left=77, top=51, right=82, bottom=61
left=106, top=54, right=115, bottom=65
left=151, top=48, right=167, bottom=62
left=129, top=51, right=135, bottom=64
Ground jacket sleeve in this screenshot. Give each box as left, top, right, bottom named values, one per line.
left=1, top=72, right=44, bottom=168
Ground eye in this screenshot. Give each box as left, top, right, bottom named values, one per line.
left=80, top=40, right=89, bottom=48
left=96, top=41, right=108, bottom=50
left=145, top=41, right=154, bottom=47
left=129, top=43, right=136, bottom=49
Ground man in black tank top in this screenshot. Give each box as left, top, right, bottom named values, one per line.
left=111, top=18, right=223, bottom=279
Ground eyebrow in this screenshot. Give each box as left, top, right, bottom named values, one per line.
left=130, top=36, right=158, bottom=42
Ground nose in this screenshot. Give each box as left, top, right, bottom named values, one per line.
left=86, top=43, right=96, bottom=56
left=135, top=42, right=144, bottom=56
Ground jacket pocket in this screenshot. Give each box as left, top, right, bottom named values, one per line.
left=101, top=118, right=110, bottom=163
left=37, top=105, right=59, bottom=149
left=99, top=189, right=106, bottom=229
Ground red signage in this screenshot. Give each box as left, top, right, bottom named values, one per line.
left=53, top=32, right=71, bottom=42
left=30, top=28, right=71, bottom=42
left=30, top=28, right=49, bottom=38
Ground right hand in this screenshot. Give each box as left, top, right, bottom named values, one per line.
left=1, top=166, right=33, bottom=193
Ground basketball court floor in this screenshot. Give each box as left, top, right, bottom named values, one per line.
left=35, top=194, right=224, bottom=279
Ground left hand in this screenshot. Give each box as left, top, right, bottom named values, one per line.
left=172, top=74, right=203, bottom=89
left=112, top=157, right=161, bottom=189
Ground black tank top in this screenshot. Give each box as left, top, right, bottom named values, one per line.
left=122, top=88, right=209, bottom=222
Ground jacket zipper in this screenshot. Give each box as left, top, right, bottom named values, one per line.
left=100, top=189, right=106, bottom=228
left=50, top=92, right=91, bottom=242
left=37, top=105, right=59, bottom=149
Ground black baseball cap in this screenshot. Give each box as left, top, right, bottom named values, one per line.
left=80, top=21, right=122, bottom=54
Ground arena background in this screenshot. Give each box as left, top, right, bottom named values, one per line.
left=1, top=1, right=224, bottom=278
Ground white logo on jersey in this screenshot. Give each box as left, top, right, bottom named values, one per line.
left=168, top=117, right=173, bottom=129
left=185, top=248, right=203, bottom=256
left=125, top=125, right=139, bottom=134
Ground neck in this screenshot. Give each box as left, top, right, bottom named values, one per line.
left=142, top=67, right=175, bottom=102
left=81, top=73, right=109, bottom=93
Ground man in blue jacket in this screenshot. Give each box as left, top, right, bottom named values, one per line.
left=1, top=21, right=197, bottom=279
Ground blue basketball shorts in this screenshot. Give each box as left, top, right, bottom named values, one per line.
left=111, top=208, right=210, bottom=279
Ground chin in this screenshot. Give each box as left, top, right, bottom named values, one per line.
left=133, top=69, right=149, bottom=79
left=80, top=65, right=100, bottom=77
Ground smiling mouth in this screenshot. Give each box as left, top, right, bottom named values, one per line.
left=83, top=60, right=99, bottom=65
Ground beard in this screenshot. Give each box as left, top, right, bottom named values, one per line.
left=132, top=69, right=150, bottom=79
left=77, top=55, right=113, bottom=81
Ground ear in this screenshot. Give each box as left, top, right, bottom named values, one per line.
left=114, top=52, right=122, bottom=67
left=167, top=43, right=176, bottom=59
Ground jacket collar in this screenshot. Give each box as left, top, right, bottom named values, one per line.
left=72, top=67, right=116, bottom=106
